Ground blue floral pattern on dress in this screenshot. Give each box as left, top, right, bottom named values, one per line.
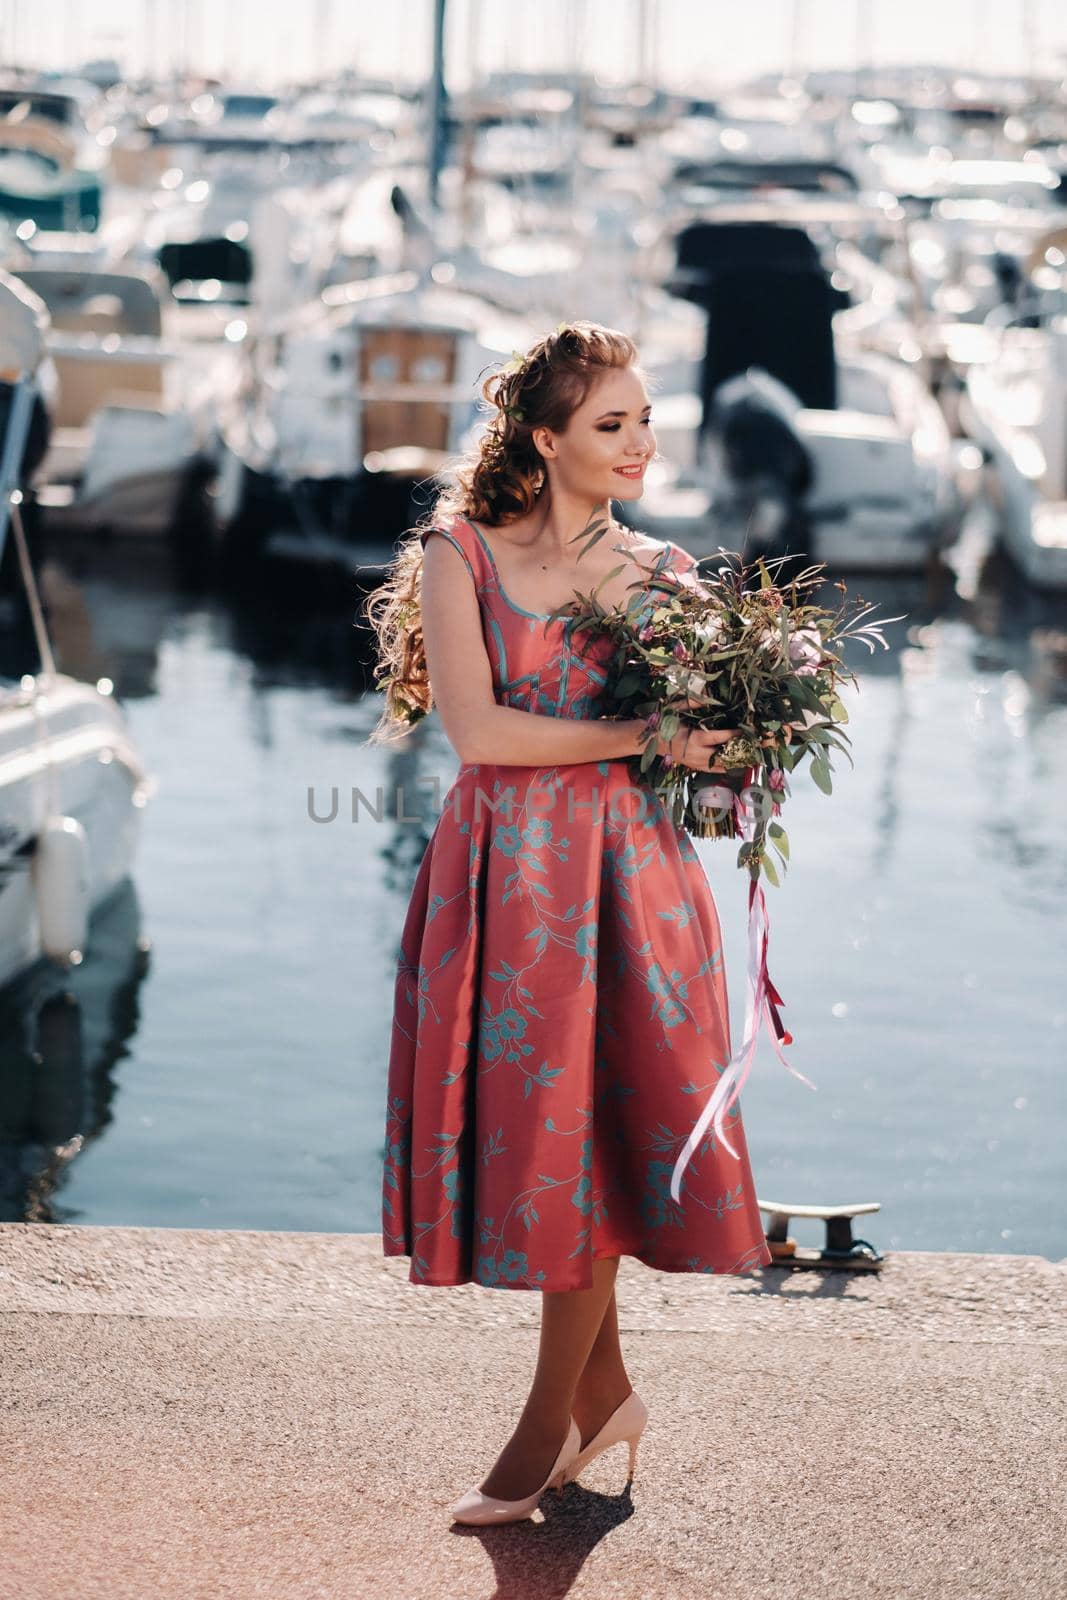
left=382, top=517, right=772, bottom=1289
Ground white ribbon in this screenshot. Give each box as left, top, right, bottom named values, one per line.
left=670, top=779, right=816, bottom=1203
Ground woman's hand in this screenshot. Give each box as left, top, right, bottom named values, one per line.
left=664, top=721, right=795, bottom=773
left=664, top=725, right=740, bottom=774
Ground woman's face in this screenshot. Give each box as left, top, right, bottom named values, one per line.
left=534, top=365, right=656, bottom=506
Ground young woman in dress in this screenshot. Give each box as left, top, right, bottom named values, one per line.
left=366, top=322, right=775, bottom=1524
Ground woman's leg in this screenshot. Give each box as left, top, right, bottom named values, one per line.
left=476, top=1255, right=620, bottom=1500
left=569, top=1283, right=634, bottom=1449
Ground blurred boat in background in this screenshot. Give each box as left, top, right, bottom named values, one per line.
left=0, top=53, right=1061, bottom=589
left=0, top=671, right=151, bottom=990
left=1, top=248, right=227, bottom=542
left=632, top=208, right=959, bottom=569
left=961, top=259, right=1067, bottom=590
left=0, top=366, right=152, bottom=992
left=0, top=82, right=105, bottom=233
left=213, top=262, right=540, bottom=576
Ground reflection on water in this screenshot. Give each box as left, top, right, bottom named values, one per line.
left=1, top=517, right=1065, bottom=1257
left=0, top=883, right=150, bottom=1222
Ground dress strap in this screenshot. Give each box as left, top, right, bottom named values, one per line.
left=419, top=520, right=487, bottom=588
left=663, top=540, right=709, bottom=596
left=664, top=540, right=698, bottom=577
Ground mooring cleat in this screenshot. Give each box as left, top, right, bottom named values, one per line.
left=757, top=1198, right=885, bottom=1271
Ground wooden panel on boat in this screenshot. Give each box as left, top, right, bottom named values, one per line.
left=357, top=327, right=457, bottom=454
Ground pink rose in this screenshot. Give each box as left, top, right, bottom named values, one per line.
left=787, top=626, right=823, bottom=677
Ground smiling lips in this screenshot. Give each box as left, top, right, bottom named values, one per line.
left=613, top=463, right=647, bottom=478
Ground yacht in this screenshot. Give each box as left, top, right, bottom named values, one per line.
left=962, top=311, right=1067, bottom=590
left=213, top=266, right=540, bottom=572
left=0, top=382, right=152, bottom=990
left=2, top=248, right=234, bottom=540
left=0, top=671, right=152, bottom=990
left=633, top=213, right=959, bottom=571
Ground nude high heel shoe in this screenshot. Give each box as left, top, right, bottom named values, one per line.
left=560, top=1390, right=648, bottom=1486
left=450, top=1418, right=580, bottom=1525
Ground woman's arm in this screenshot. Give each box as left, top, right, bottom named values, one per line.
left=421, top=532, right=647, bottom=766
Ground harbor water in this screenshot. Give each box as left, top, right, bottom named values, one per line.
left=2, top=523, right=1064, bottom=1260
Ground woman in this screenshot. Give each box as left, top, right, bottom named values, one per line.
left=365, top=321, right=773, bottom=1524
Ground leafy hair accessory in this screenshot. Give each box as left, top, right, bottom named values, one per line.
left=500, top=348, right=529, bottom=420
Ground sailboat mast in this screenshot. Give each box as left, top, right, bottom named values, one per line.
left=427, top=0, right=448, bottom=215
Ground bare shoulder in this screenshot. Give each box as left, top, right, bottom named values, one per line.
left=418, top=522, right=479, bottom=589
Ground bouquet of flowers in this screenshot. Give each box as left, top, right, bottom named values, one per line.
left=548, top=536, right=903, bottom=1194
left=554, top=542, right=901, bottom=889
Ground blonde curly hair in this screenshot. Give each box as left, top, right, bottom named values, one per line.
left=363, top=319, right=641, bottom=744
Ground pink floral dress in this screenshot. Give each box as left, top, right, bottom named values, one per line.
left=381, top=516, right=772, bottom=1290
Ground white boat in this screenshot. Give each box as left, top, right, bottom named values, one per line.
left=213, top=267, right=542, bottom=569
left=961, top=315, right=1067, bottom=590
left=633, top=213, right=959, bottom=571
left=0, top=672, right=152, bottom=990
left=0, top=79, right=107, bottom=233
left=1, top=248, right=238, bottom=539
left=0, top=333, right=153, bottom=989
left=658, top=89, right=840, bottom=177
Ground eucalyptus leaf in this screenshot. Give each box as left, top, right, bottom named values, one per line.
left=791, top=679, right=825, bottom=711
left=768, top=822, right=790, bottom=858
left=810, top=758, right=833, bottom=795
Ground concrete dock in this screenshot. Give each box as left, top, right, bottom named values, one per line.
left=1, top=1224, right=1063, bottom=1600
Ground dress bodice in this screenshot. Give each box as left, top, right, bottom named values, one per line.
left=420, top=516, right=699, bottom=721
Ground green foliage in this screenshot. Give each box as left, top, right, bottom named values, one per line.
left=538, top=537, right=901, bottom=883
